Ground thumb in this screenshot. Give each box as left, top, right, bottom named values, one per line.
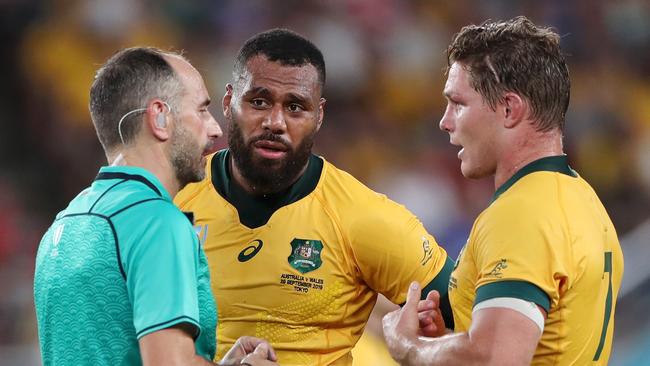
left=404, top=281, right=422, bottom=311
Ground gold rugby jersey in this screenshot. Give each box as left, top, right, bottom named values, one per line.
left=175, top=149, right=453, bottom=366
left=449, top=155, right=624, bottom=365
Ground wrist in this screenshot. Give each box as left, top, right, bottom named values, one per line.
left=392, top=334, right=421, bottom=365
left=404, top=337, right=424, bottom=366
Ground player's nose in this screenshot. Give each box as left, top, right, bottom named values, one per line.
left=439, top=107, right=454, bottom=133
left=207, top=112, right=223, bottom=138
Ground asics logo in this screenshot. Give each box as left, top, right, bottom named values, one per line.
left=238, top=239, right=263, bottom=262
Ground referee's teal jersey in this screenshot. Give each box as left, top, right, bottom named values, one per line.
left=34, top=166, right=217, bottom=366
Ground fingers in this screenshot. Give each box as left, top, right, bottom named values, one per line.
left=221, top=336, right=277, bottom=363
left=244, top=338, right=277, bottom=361
left=426, top=290, right=440, bottom=307
left=240, top=343, right=279, bottom=365
left=418, top=310, right=444, bottom=337
left=417, top=290, right=447, bottom=337
left=404, top=281, right=422, bottom=311
left=257, top=342, right=277, bottom=362
left=253, top=342, right=269, bottom=356
left=418, top=310, right=436, bottom=327
left=417, top=299, right=434, bottom=312
left=417, top=290, right=441, bottom=313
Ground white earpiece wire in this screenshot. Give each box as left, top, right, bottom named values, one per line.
left=117, top=102, right=172, bottom=145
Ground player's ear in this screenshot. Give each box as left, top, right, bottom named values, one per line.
left=315, top=97, right=326, bottom=132
left=502, top=92, right=526, bottom=129
left=223, top=84, right=234, bottom=119
left=147, top=99, right=171, bottom=141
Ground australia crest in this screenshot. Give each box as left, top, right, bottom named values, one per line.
left=288, top=238, right=323, bottom=274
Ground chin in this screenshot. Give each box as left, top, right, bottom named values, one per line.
left=460, top=163, right=490, bottom=180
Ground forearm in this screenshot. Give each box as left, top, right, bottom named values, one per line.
left=143, top=353, right=215, bottom=366
left=403, top=332, right=487, bottom=366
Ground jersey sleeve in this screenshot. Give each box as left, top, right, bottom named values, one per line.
left=116, top=201, right=202, bottom=339
left=471, top=200, right=568, bottom=313
left=347, top=194, right=452, bottom=305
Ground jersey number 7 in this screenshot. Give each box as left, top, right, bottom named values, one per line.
left=593, top=251, right=612, bottom=361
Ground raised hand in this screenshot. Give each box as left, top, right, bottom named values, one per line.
left=382, top=281, right=422, bottom=363
left=417, top=289, right=446, bottom=338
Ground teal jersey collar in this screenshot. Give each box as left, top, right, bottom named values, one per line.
left=211, top=149, right=323, bottom=228
left=96, top=165, right=172, bottom=201
left=492, top=155, right=577, bottom=202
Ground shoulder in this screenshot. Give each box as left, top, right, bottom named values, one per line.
left=132, top=199, right=191, bottom=226
left=319, top=158, right=421, bottom=229
left=85, top=177, right=166, bottom=219
left=319, top=158, right=388, bottom=205
left=472, top=172, right=570, bottom=252
left=482, top=172, right=565, bottom=225
left=110, top=196, right=194, bottom=238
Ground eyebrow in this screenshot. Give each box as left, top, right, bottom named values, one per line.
left=199, top=98, right=211, bottom=108
left=243, top=87, right=312, bottom=106
left=243, top=87, right=272, bottom=99
left=286, top=92, right=311, bottom=106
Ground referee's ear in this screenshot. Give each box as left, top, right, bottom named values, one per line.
left=147, top=99, right=171, bottom=142
left=223, top=84, right=234, bottom=120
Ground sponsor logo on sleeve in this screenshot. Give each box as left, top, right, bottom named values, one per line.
left=486, top=259, right=508, bottom=278
left=420, top=236, right=433, bottom=266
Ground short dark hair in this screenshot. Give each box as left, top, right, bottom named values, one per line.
left=234, top=28, right=326, bottom=89
left=447, top=16, right=570, bottom=132
left=89, top=47, right=185, bottom=152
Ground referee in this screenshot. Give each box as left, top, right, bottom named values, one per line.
left=33, top=47, right=278, bottom=366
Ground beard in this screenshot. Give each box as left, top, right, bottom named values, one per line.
left=228, top=117, right=315, bottom=196
left=169, top=122, right=206, bottom=189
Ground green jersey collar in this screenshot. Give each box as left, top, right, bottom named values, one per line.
left=492, top=155, right=577, bottom=202
left=96, top=165, right=171, bottom=201
left=211, top=149, right=323, bottom=228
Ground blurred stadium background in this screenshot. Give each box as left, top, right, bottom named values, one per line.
left=0, top=0, right=648, bottom=365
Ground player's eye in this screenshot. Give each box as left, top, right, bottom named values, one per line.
left=250, top=99, right=269, bottom=109
left=288, top=103, right=304, bottom=113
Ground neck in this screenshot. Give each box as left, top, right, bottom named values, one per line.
left=108, top=142, right=180, bottom=197
left=494, top=129, right=564, bottom=190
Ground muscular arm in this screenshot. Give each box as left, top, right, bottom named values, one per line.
left=384, top=282, right=543, bottom=366
left=140, top=329, right=279, bottom=366
left=139, top=325, right=215, bottom=366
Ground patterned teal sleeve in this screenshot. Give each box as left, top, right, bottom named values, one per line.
left=116, top=201, right=201, bottom=339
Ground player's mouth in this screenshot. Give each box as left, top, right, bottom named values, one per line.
left=253, top=140, right=289, bottom=160
left=449, top=138, right=463, bottom=159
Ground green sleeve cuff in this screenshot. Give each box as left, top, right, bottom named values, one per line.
left=421, top=256, right=455, bottom=329
left=421, top=256, right=455, bottom=298
left=475, top=280, right=551, bottom=313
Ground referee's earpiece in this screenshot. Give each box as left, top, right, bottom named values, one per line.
left=156, top=112, right=167, bottom=128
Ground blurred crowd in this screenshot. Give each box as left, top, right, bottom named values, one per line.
left=1, top=0, right=648, bottom=364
